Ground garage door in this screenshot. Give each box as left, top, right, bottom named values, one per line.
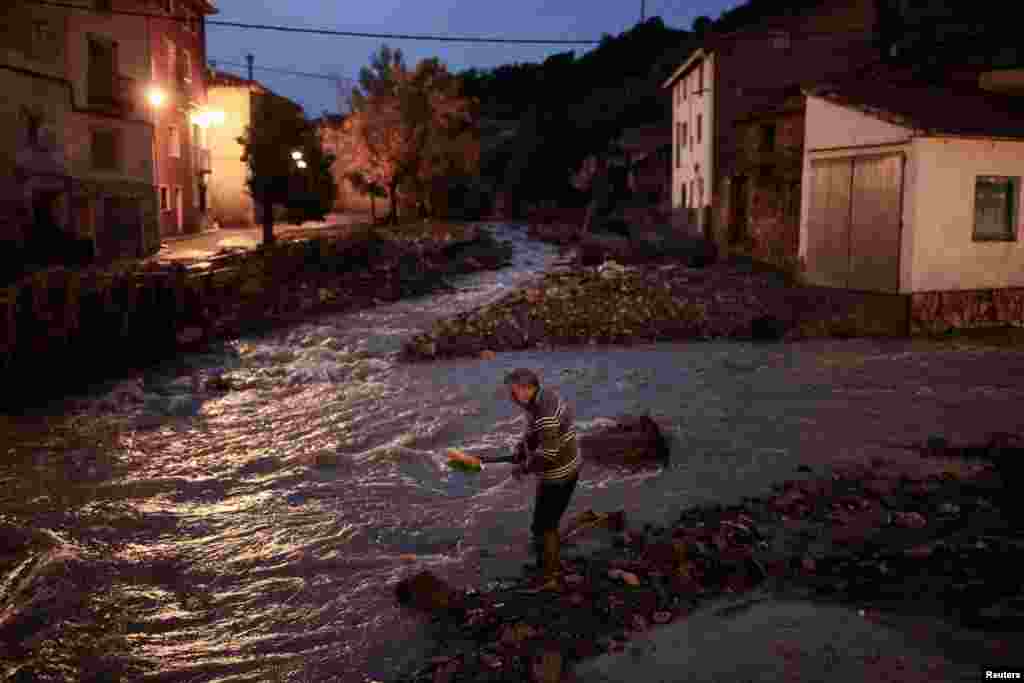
left=806, top=153, right=903, bottom=292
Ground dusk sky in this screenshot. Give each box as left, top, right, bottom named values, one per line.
left=205, top=0, right=745, bottom=116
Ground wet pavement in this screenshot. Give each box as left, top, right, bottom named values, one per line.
left=150, top=211, right=372, bottom=265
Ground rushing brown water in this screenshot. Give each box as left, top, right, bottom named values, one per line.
left=2, top=223, right=1023, bottom=682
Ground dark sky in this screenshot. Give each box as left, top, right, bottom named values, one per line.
left=205, top=0, right=743, bottom=116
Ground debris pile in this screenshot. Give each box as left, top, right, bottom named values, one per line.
left=401, top=261, right=891, bottom=361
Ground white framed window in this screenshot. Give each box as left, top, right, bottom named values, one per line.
left=973, top=175, right=1020, bottom=242
left=696, top=115, right=702, bottom=144
left=682, top=122, right=688, bottom=149
left=169, top=125, right=181, bottom=158
left=159, top=185, right=170, bottom=211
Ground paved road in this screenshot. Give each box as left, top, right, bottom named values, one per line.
left=149, top=212, right=372, bottom=265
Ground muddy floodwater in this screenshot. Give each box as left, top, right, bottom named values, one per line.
left=2, top=223, right=1023, bottom=682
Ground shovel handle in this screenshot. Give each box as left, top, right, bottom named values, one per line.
left=482, top=454, right=520, bottom=465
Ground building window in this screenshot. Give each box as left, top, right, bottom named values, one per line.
left=690, top=180, right=695, bottom=207
left=973, top=176, right=1019, bottom=241
left=88, top=37, right=117, bottom=107
left=761, top=123, right=776, bottom=153
left=696, top=115, right=702, bottom=144
left=675, top=123, right=681, bottom=168
left=166, top=39, right=176, bottom=83
left=159, top=185, right=170, bottom=211
left=682, top=122, right=688, bottom=148
left=91, top=129, right=120, bottom=170
left=23, top=108, right=43, bottom=148
left=682, top=76, right=687, bottom=100
left=697, top=62, right=703, bottom=93
left=680, top=183, right=687, bottom=208
left=181, top=48, right=192, bottom=83
left=169, top=125, right=181, bottom=158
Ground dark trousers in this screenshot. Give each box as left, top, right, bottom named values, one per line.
left=530, top=474, right=579, bottom=539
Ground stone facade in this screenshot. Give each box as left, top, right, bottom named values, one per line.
left=910, top=289, right=1024, bottom=335
left=726, top=97, right=805, bottom=273
left=667, top=0, right=885, bottom=259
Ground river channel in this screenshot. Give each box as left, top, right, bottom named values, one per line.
left=2, top=223, right=1023, bottom=682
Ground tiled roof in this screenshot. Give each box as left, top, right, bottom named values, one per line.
left=805, top=66, right=1024, bottom=139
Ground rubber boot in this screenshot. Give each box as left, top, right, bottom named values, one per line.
left=541, top=529, right=563, bottom=578
left=523, top=530, right=563, bottom=592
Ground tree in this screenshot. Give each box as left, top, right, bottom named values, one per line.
left=238, top=92, right=336, bottom=245
left=346, top=171, right=386, bottom=222
left=347, top=45, right=479, bottom=225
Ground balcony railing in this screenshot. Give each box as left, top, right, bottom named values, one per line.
left=193, top=147, right=211, bottom=174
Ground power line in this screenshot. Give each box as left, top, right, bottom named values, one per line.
left=27, top=0, right=601, bottom=45
left=209, top=58, right=355, bottom=85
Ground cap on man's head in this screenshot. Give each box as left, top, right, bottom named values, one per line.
left=504, top=368, right=540, bottom=388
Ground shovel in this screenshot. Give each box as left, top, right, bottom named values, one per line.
left=446, top=448, right=519, bottom=473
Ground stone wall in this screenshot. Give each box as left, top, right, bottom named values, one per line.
left=910, top=288, right=1024, bottom=334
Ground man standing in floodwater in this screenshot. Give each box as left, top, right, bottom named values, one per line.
left=505, top=368, right=582, bottom=590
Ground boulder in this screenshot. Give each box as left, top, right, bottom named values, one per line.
left=578, top=415, right=670, bottom=469
left=395, top=570, right=463, bottom=614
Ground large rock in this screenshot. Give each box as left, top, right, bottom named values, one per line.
left=395, top=570, right=463, bottom=613
left=579, top=415, right=670, bottom=469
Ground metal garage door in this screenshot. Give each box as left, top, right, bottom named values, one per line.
left=806, top=154, right=903, bottom=292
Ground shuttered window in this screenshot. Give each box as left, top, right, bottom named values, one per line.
left=974, top=176, right=1019, bottom=241
left=91, top=129, right=120, bottom=170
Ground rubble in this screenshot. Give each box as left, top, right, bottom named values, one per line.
left=401, top=259, right=898, bottom=362
left=391, top=433, right=1023, bottom=683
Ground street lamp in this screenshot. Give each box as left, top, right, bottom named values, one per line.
left=291, top=150, right=304, bottom=161
left=147, top=86, right=167, bottom=109
left=296, top=159, right=308, bottom=169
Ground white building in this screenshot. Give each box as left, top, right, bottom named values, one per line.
left=800, top=73, right=1024, bottom=331
left=662, top=48, right=714, bottom=230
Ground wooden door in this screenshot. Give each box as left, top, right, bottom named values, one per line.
left=806, top=158, right=852, bottom=288
left=848, top=154, right=903, bottom=292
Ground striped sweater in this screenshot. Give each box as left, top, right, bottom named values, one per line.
left=518, top=387, right=581, bottom=482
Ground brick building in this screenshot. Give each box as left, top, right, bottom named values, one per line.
left=147, top=0, right=218, bottom=238
left=0, top=0, right=217, bottom=277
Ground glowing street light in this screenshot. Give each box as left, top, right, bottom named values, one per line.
left=291, top=150, right=304, bottom=161
left=147, top=86, right=167, bottom=108
left=296, top=159, right=308, bottom=170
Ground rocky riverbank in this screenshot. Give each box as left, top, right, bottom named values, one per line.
left=0, top=222, right=514, bottom=409
left=401, top=258, right=908, bottom=362
left=391, top=433, right=1024, bottom=683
